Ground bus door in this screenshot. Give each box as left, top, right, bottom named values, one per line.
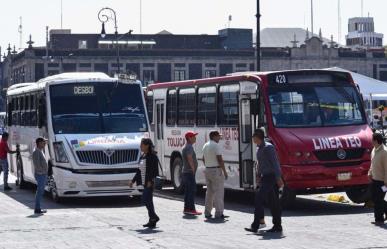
left=238, top=81, right=259, bottom=189
left=155, top=100, right=165, bottom=171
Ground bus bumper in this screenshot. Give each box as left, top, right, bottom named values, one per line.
left=282, top=161, right=370, bottom=191
left=52, top=167, right=143, bottom=197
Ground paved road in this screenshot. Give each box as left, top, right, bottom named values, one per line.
left=0, top=176, right=386, bottom=249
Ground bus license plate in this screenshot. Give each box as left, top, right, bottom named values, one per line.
left=337, top=172, right=352, bottom=181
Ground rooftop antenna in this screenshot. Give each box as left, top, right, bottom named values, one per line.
left=18, top=16, right=23, bottom=50
left=228, top=15, right=232, bottom=28
left=61, top=0, right=63, bottom=29
left=338, top=0, right=341, bottom=44
left=311, top=0, right=314, bottom=36
left=361, top=0, right=364, bottom=17
left=139, top=0, right=142, bottom=35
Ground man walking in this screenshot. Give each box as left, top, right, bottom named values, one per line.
left=202, top=130, right=228, bottom=219
left=245, top=128, right=283, bottom=233
left=0, top=132, right=16, bottom=191
left=32, top=137, right=48, bottom=214
left=182, top=131, right=202, bottom=215
left=368, top=132, right=387, bottom=226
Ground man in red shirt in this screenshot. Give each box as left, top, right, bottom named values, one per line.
left=0, top=132, right=16, bottom=191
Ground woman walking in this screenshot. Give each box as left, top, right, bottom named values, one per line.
left=131, top=138, right=160, bottom=228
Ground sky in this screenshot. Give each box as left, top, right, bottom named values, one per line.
left=0, top=0, right=386, bottom=54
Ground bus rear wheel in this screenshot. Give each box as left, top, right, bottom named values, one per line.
left=172, top=157, right=184, bottom=194
left=16, top=158, right=27, bottom=189
left=345, top=185, right=371, bottom=204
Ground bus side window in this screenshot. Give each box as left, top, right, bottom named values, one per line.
left=178, top=88, right=195, bottom=126
left=25, top=95, right=30, bottom=126
left=197, top=86, right=216, bottom=126
left=7, top=98, right=12, bottom=126
left=218, top=84, right=239, bottom=126
left=38, top=95, right=47, bottom=128
left=31, top=94, right=37, bottom=127
left=166, top=89, right=177, bottom=126
left=146, top=91, right=154, bottom=125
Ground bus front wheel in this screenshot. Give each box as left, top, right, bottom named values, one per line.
left=172, top=157, right=184, bottom=194
left=16, top=158, right=27, bottom=189
left=49, top=176, right=62, bottom=203
left=345, top=185, right=371, bottom=204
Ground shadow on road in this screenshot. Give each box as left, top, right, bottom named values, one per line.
left=1, top=182, right=373, bottom=217
left=155, top=186, right=372, bottom=217
left=1, top=182, right=143, bottom=210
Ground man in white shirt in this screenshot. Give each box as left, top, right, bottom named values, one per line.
left=202, top=130, right=228, bottom=219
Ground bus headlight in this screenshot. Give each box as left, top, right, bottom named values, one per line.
left=53, top=142, right=69, bottom=163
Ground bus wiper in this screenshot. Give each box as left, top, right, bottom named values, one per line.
left=54, top=113, right=99, bottom=118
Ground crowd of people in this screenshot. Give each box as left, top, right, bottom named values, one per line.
left=0, top=128, right=386, bottom=232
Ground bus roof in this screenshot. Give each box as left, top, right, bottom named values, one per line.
left=148, top=74, right=261, bottom=90
left=148, top=69, right=352, bottom=90
left=7, top=72, right=117, bottom=96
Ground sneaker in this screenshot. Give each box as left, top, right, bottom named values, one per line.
left=244, top=223, right=266, bottom=233
left=183, top=209, right=192, bottom=215
left=371, top=221, right=384, bottom=226
left=4, top=186, right=12, bottom=191
left=215, top=214, right=230, bottom=219
left=205, top=214, right=212, bottom=219
left=192, top=210, right=202, bottom=215
left=244, top=227, right=258, bottom=233
left=34, top=209, right=47, bottom=214
left=265, top=225, right=283, bottom=233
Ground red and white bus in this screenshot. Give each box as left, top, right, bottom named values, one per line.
left=146, top=69, right=373, bottom=205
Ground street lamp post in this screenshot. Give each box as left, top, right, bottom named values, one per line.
left=256, top=0, right=261, bottom=72
left=98, top=7, right=120, bottom=74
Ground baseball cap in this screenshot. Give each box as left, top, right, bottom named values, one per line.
left=185, top=131, right=198, bottom=139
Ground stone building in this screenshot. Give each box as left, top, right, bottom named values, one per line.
left=1, top=27, right=387, bottom=110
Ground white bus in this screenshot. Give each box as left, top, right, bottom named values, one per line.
left=6, top=72, right=148, bottom=201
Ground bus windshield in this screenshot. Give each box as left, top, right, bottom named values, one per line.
left=50, top=82, right=148, bottom=134
left=268, top=85, right=366, bottom=128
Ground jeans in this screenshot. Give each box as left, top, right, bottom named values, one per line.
left=0, top=159, right=9, bottom=187
left=183, top=172, right=196, bottom=210
left=35, top=174, right=47, bottom=211
left=252, top=174, right=282, bottom=228
left=142, top=184, right=158, bottom=220
left=371, top=180, right=387, bottom=222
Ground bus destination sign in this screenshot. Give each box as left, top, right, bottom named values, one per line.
left=268, top=71, right=350, bottom=85
left=73, top=86, right=95, bottom=95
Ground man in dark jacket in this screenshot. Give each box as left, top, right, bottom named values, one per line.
left=245, top=128, right=284, bottom=233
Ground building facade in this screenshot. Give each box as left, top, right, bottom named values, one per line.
left=346, top=17, right=383, bottom=48
left=1, top=27, right=387, bottom=111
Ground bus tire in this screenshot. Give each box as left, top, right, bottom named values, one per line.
left=171, top=157, right=184, bottom=194
left=280, top=186, right=296, bottom=208
left=345, top=185, right=371, bottom=204
left=16, top=157, right=27, bottom=189
left=49, top=176, right=62, bottom=203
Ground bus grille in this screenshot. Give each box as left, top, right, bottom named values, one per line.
left=314, top=148, right=365, bottom=161
left=76, top=149, right=139, bottom=165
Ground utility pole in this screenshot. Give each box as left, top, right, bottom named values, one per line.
left=256, top=0, right=261, bottom=71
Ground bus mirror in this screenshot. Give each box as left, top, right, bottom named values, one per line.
left=250, top=98, right=259, bottom=115
left=7, top=103, right=12, bottom=126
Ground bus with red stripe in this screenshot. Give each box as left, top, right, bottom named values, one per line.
left=146, top=69, right=373, bottom=205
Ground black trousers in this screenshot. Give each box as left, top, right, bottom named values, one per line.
left=371, top=180, right=387, bottom=222
left=252, top=174, right=282, bottom=228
